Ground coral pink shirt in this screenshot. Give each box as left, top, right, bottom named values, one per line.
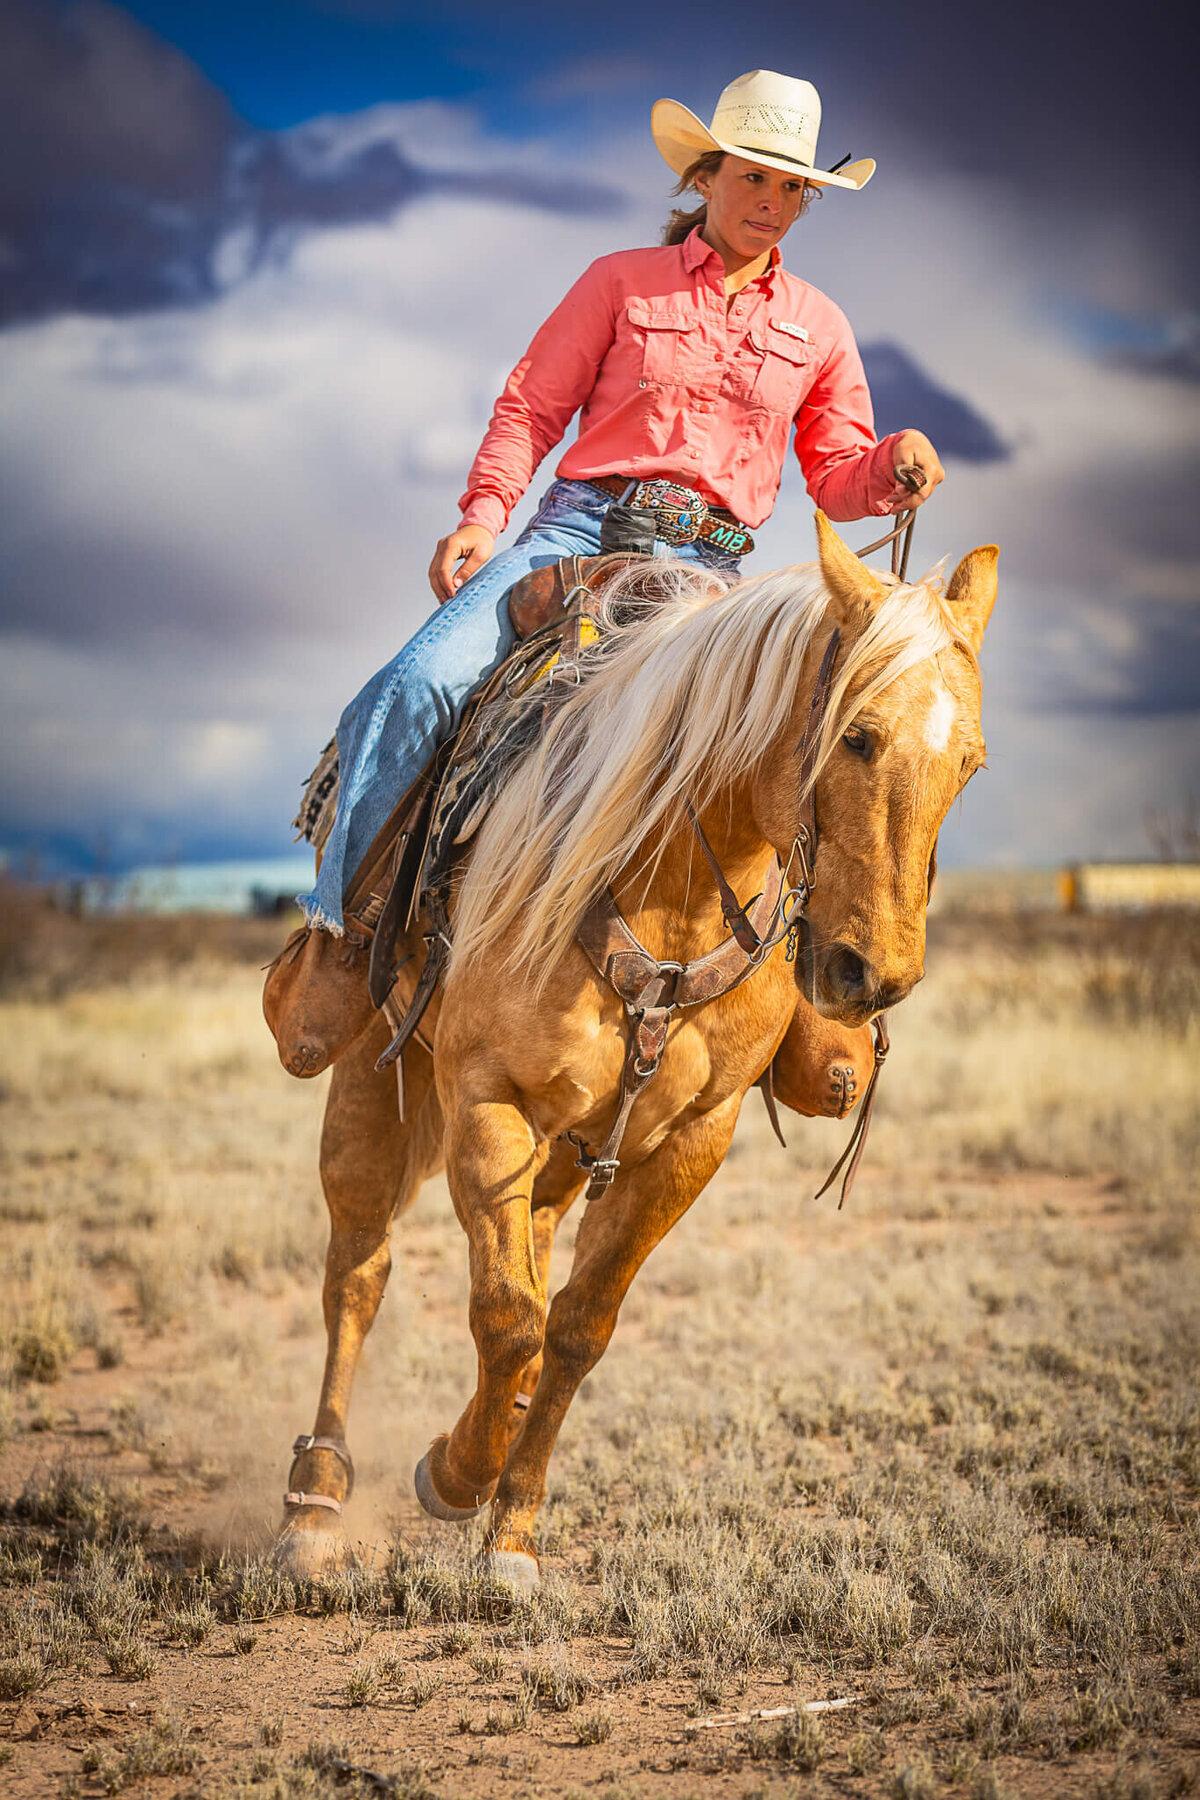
left=459, top=227, right=901, bottom=536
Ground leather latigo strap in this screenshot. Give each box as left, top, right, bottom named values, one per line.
left=585, top=475, right=756, bottom=556
left=367, top=781, right=437, bottom=1009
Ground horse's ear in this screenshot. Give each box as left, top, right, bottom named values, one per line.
left=814, top=511, right=886, bottom=619
left=945, top=545, right=999, bottom=652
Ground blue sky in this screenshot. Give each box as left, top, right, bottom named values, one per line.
left=0, top=0, right=1197, bottom=875
left=117, top=2, right=507, bottom=127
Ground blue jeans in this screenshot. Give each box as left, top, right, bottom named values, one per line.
left=302, top=479, right=743, bottom=930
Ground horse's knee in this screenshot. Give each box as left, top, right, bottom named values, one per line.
left=320, top=1144, right=397, bottom=1228
left=470, top=1282, right=544, bottom=1381
left=324, top=1234, right=390, bottom=1298
left=543, top=1291, right=611, bottom=1386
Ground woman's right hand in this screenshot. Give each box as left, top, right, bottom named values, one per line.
left=429, top=525, right=495, bottom=602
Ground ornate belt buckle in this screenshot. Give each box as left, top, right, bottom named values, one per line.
left=631, top=478, right=709, bottom=546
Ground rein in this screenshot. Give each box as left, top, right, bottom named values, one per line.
left=851, top=462, right=928, bottom=583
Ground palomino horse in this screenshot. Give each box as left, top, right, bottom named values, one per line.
left=274, top=515, right=996, bottom=1589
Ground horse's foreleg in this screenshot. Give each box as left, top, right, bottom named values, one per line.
left=484, top=1097, right=741, bottom=1588
left=414, top=1100, right=551, bottom=1521
left=510, top=1145, right=588, bottom=1427
left=275, top=1019, right=440, bottom=1578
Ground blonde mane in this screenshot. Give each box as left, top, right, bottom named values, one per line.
left=451, top=556, right=962, bottom=985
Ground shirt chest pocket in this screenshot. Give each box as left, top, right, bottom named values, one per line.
left=747, top=319, right=818, bottom=415
left=625, top=297, right=700, bottom=387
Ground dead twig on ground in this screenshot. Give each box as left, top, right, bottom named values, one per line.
left=685, top=1695, right=860, bottom=1731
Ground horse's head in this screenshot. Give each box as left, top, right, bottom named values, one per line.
left=758, top=515, right=997, bottom=1027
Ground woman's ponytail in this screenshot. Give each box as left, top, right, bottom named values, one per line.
left=660, top=151, right=725, bottom=245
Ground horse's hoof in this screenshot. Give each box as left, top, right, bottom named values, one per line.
left=481, top=1548, right=541, bottom=1593
left=413, top=1447, right=489, bottom=1522
left=271, top=1518, right=356, bottom=1582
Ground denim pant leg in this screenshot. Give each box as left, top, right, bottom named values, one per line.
left=301, top=491, right=609, bottom=930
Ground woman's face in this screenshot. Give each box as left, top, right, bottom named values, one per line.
left=694, top=154, right=808, bottom=263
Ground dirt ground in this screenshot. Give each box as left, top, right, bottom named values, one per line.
left=1, top=897, right=1197, bottom=1799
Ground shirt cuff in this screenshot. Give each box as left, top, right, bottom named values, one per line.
left=459, top=491, right=508, bottom=537
left=864, top=433, right=906, bottom=515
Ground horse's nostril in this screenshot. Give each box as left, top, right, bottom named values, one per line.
left=826, top=945, right=869, bottom=998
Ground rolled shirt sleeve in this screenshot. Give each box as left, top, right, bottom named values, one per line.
left=459, top=259, right=618, bottom=536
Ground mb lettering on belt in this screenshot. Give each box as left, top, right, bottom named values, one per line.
left=587, top=475, right=756, bottom=556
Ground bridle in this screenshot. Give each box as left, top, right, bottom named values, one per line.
left=569, top=621, right=843, bottom=1203
left=573, top=467, right=927, bottom=1206
left=788, top=464, right=926, bottom=1003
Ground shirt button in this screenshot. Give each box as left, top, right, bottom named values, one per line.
left=638, top=379, right=647, bottom=388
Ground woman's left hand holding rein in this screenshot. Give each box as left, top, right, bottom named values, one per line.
left=884, top=430, right=944, bottom=513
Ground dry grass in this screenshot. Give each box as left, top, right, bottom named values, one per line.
left=0, top=901, right=1196, bottom=1798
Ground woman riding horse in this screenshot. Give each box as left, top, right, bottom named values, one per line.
left=280, top=68, right=945, bottom=1118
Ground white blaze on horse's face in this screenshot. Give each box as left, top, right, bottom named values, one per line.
left=773, top=516, right=997, bottom=1027
left=924, top=683, right=957, bottom=754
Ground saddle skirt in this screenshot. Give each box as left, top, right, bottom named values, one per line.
left=293, top=552, right=651, bottom=933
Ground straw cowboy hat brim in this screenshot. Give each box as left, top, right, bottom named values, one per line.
left=651, top=71, right=875, bottom=191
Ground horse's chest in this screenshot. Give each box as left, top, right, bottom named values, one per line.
left=570, top=957, right=794, bottom=1123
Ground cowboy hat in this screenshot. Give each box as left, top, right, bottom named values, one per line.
left=652, top=69, right=875, bottom=192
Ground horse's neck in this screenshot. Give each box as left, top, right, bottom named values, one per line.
left=609, top=779, right=772, bottom=964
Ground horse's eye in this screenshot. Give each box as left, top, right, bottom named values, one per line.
left=842, top=725, right=872, bottom=760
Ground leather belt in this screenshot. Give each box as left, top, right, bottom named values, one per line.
left=585, top=475, right=755, bottom=557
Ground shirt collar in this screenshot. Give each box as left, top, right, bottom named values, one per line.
left=682, top=226, right=781, bottom=287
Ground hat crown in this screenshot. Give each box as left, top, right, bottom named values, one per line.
left=712, top=70, right=823, bottom=171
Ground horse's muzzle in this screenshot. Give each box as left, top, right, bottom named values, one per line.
left=817, top=941, right=921, bottom=1022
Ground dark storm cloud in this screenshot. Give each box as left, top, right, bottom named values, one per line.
left=1109, top=331, right=1200, bottom=387
left=1065, top=303, right=1200, bottom=387
left=860, top=342, right=1010, bottom=463
left=0, top=0, right=621, bottom=327
left=0, top=0, right=237, bottom=317
left=0, top=509, right=258, bottom=646
left=1037, top=598, right=1200, bottom=719
left=0, top=0, right=236, bottom=198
